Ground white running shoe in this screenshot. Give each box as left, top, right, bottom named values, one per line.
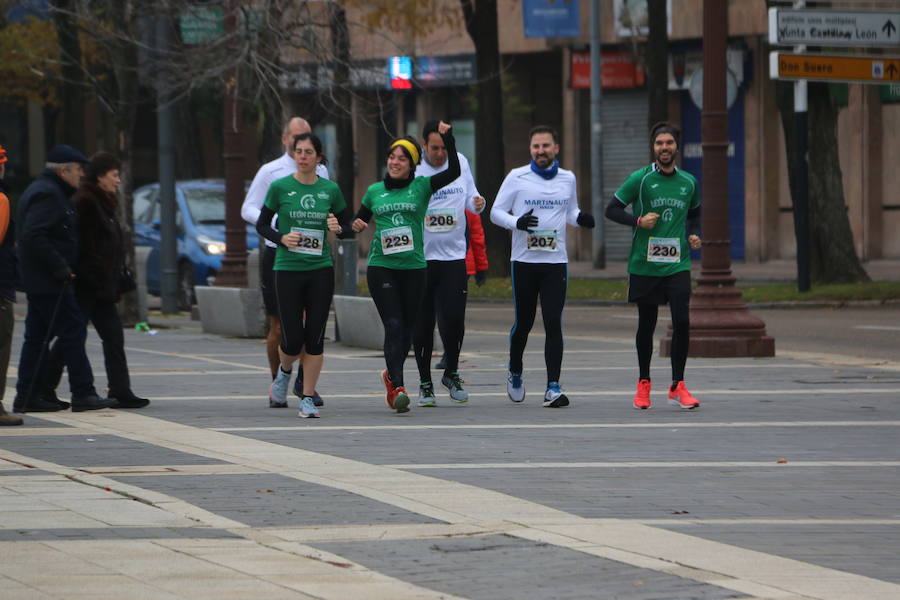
left=543, top=382, right=569, bottom=408
left=298, top=396, right=320, bottom=418
left=507, top=371, right=525, bottom=403
left=269, top=368, right=290, bottom=408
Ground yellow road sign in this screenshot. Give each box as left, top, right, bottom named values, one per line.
left=770, top=52, right=900, bottom=84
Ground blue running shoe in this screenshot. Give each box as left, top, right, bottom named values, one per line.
left=299, top=396, right=320, bottom=418
left=507, top=371, right=525, bottom=403
left=293, top=368, right=324, bottom=406
left=543, top=382, right=569, bottom=408
left=269, top=368, right=291, bottom=408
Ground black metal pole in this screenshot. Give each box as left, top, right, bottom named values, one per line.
left=156, top=14, right=178, bottom=313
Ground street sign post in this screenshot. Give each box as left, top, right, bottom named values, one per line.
left=769, top=8, right=900, bottom=48
left=770, top=52, right=900, bottom=84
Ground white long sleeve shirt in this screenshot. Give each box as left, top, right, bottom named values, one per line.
left=490, top=164, right=581, bottom=264
left=416, top=152, right=483, bottom=261
left=241, top=153, right=329, bottom=248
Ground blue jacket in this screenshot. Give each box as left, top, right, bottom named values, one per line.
left=16, top=169, right=79, bottom=295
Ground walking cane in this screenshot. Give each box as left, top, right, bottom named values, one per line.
left=22, top=278, right=70, bottom=412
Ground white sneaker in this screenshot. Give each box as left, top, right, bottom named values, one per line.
left=269, top=368, right=290, bottom=408
left=298, top=396, right=320, bottom=418
left=543, top=382, right=569, bottom=408
left=507, top=371, right=525, bottom=403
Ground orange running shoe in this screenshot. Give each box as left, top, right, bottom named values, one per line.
left=382, top=369, right=396, bottom=408
left=391, top=387, right=410, bottom=413
left=668, top=381, right=700, bottom=410
left=633, top=379, right=652, bottom=410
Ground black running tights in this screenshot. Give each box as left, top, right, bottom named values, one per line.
left=509, top=261, right=567, bottom=385
left=636, top=293, right=690, bottom=382
left=275, top=267, right=334, bottom=356
left=367, top=266, right=427, bottom=388
left=413, top=259, right=468, bottom=383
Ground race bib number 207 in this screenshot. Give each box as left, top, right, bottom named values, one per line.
left=526, top=229, right=558, bottom=252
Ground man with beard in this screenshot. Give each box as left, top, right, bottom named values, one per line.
left=605, top=122, right=702, bottom=411
left=490, top=125, right=595, bottom=408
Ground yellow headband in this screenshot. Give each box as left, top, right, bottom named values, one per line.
left=390, top=139, right=420, bottom=165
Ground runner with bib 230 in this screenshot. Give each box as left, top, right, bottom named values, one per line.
left=351, top=121, right=460, bottom=414
left=605, top=122, right=703, bottom=411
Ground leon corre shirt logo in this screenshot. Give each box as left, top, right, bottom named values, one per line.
left=391, top=213, right=406, bottom=226
left=300, top=194, right=316, bottom=210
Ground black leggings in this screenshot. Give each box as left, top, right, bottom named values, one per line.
left=368, top=266, right=427, bottom=388
left=509, top=261, right=567, bottom=385
left=636, top=294, right=690, bottom=382
left=413, top=259, right=468, bottom=382
left=274, top=267, right=334, bottom=356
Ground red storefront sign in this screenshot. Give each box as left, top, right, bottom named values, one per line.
left=571, top=50, right=645, bottom=89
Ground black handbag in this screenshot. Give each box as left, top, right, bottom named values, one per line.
left=118, top=265, right=137, bottom=294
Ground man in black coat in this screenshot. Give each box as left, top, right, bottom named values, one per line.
left=13, top=145, right=113, bottom=413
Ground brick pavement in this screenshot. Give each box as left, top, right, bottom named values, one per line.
left=0, top=301, right=898, bottom=599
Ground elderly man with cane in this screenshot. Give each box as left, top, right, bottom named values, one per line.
left=13, top=145, right=113, bottom=413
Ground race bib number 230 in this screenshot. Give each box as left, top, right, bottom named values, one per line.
left=647, top=237, right=680, bottom=263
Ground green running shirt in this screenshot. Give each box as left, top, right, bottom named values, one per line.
left=263, top=175, right=347, bottom=271
left=614, top=164, right=700, bottom=277
left=361, top=176, right=433, bottom=270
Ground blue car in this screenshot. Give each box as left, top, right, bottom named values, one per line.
left=133, top=179, right=259, bottom=310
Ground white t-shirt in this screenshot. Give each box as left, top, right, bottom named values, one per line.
left=415, top=152, right=483, bottom=261
left=241, top=153, right=330, bottom=248
left=490, top=164, right=581, bottom=264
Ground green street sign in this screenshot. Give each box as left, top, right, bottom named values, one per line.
left=179, top=6, right=224, bottom=45
left=882, top=82, right=900, bottom=103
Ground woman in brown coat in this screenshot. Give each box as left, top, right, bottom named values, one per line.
left=43, top=152, right=149, bottom=408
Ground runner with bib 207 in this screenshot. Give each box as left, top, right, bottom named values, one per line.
left=605, top=122, right=703, bottom=411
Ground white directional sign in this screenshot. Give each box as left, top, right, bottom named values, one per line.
left=769, top=8, right=900, bottom=48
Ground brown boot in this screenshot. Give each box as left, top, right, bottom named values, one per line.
left=0, top=401, right=23, bottom=426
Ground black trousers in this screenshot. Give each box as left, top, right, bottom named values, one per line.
left=45, top=292, right=128, bottom=398
left=17, top=291, right=95, bottom=402
left=367, top=266, right=427, bottom=388
left=509, top=261, right=568, bottom=385
left=413, top=259, right=468, bottom=383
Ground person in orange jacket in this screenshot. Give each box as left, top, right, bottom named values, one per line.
left=465, top=209, right=489, bottom=284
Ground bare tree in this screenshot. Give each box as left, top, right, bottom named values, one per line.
left=460, top=0, right=508, bottom=277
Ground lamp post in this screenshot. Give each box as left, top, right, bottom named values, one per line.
left=661, top=0, right=774, bottom=358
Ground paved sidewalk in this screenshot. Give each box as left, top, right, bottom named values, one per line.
left=0, top=302, right=898, bottom=599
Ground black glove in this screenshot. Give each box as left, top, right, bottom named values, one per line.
left=516, top=209, right=538, bottom=232
left=475, top=270, right=487, bottom=286
left=52, top=266, right=73, bottom=282
left=576, top=212, right=595, bottom=229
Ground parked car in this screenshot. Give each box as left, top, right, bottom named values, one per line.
left=133, top=179, right=259, bottom=310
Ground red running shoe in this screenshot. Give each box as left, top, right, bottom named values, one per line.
left=668, top=381, right=700, bottom=410
left=381, top=370, right=395, bottom=408
left=391, top=387, right=410, bottom=414
left=633, top=379, right=652, bottom=410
